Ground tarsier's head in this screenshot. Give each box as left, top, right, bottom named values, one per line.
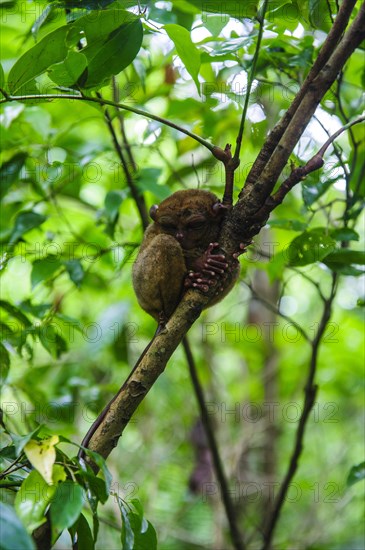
left=150, top=189, right=227, bottom=250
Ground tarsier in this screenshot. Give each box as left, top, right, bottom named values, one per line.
left=132, top=189, right=240, bottom=323
left=79, top=189, right=240, bottom=458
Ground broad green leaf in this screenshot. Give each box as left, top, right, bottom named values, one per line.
left=24, top=436, right=59, bottom=485
left=19, top=300, right=52, bottom=318
left=135, top=168, right=169, bottom=200
left=9, top=211, right=47, bottom=245
left=309, top=0, right=332, bottom=32
left=287, top=229, right=337, bottom=266
left=0, top=342, right=10, bottom=384
left=31, top=257, right=62, bottom=289
left=8, top=26, right=69, bottom=94
left=48, top=51, right=88, bottom=87
left=0, top=152, right=28, bottom=199
left=0, top=300, right=32, bottom=327
left=38, top=324, right=68, bottom=358
left=347, top=462, right=365, bottom=487
left=164, top=24, right=201, bottom=93
left=50, top=480, right=84, bottom=541
left=78, top=471, right=109, bottom=504
left=119, top=498, right=157, bottom=550
left=71, top=10, right=143, bottom=89
left=0, top=502, right=35, bottom=550
left=70, top=514, right=94, bottom=550
left=302, top=177, right=334, bottom=207
left=11, top=427, right=42, bottom=456
left=65, top=259, right=84, bottom=287
left=104, top=190, right=124, bottom=221
left=15, top=470, right=57, bottom=533
left=82, top=449, right=112, bottom=494
left=323, top=249, right=365, bottom=275
left=202, top=15, right=228, bottom=36
left=330, top=228, right=359, bottom=242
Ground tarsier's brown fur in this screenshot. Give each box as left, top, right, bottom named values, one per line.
left=132, top=189, right=240, bottom=320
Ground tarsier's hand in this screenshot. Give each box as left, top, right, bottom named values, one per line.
left=184, top=242, right=229, bottom=293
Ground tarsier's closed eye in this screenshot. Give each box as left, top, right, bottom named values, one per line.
left=186, top=220, right=207, bottom=230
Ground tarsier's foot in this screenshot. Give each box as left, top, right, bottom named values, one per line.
left=157, top=311, right=168, bottom=329
left=185, top=242, right=230, bottom=292
left=185, top=272, right=213, bottom=293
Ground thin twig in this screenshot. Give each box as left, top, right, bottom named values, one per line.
left=96, top=91, right=149, bottom=229
left=0, top=91, right=215, bottom=153
left=182, top=337, right=245, bottom=550
left=233, top=0, right=269, bottom=164
left=261, top=274, right=338, bottom=549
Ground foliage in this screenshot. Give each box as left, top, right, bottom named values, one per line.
left=0, top=1, right=364, bottom=549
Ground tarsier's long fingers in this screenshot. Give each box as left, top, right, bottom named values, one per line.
left=204, top=242, right=228, bottom=273
left=233, top=242, right=252, bottom=259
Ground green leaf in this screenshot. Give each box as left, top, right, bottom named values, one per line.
left=8, top=26, right=69, bottom=94
left=65, top=259, right=84, bottom=287
left=104, top=190, right=124, bottom=221
left=202, top=15, right=228, bottom=36
left=15, top=470, right=57, bottom=533
left=78, top=471, right=109, bottom=504
left=302, top=177, right=334, bottom=207
left=9, top=211, right=47, bottom=245
left=0, top=152, right=28, bottom=199
left=71, top=514, right=94, bottom=550
left=309, top=0, right=332, bottom=32
left=11, top=427, right=42, bottom=456
left=322, top=249, right=365, bottom=275
left=0, top=62, right=5, bottom=90
left=50, top=480, right=84, bottom=540
left=0, top=342, right=10, bottom=384
left=0, top=502, right=35, bottom=550
left=119, top=499, right=157, bottom=550
left=135, top=168, right=169, bottom=200
left=38, top=324, right=68, bottom=358
left=31, top=257, right=62, bottom=289
left=164, top=24, right=201, bottom=93
left=19, top=300, right=52, bottom=318
left=72, top=10, right=143, bottom=89
left=48, top=51, right=88, bottom=87
left=287, top=229, right=337, bottom=266
left=82, top=450, right=112, bottom=494
left=0, top=300, right=32, bottom=327
left=330, top=228, right=360, bottom=242
left=347, top=462, right=365, bottom=487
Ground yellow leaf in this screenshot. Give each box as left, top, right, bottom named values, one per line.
left=24, top=436, right=59, bottom=485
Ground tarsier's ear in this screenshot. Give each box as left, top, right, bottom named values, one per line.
left=149, top=204, right=159, bottom=220
left=212, top=200, right=230, bottom=217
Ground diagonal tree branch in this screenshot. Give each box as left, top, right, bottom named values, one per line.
left=243, top=0, right=359, bottom=193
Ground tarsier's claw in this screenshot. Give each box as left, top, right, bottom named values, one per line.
left=233, top=242, right=252, bottom=259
